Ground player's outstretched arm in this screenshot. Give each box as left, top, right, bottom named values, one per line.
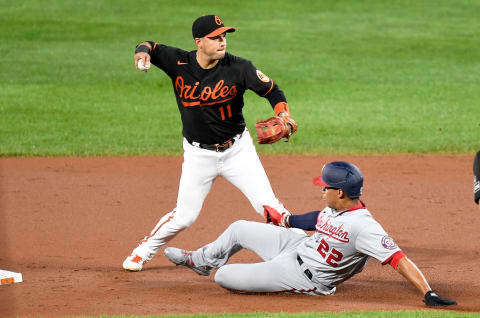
left=134, top=42, right=152, bottom=72
left=396, top=257, right=457, bottom=306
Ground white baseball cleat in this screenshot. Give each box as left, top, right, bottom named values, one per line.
left=164, top=247, right=212, bottom=276
left=122, top=254, right=148, bottom=272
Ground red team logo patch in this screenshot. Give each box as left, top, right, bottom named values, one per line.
left=215, top=16, right=223, bottom=25
left=381, top=236, right=397, bottom=249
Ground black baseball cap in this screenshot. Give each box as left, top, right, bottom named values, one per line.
left=192, top=15, right=235, bottom=38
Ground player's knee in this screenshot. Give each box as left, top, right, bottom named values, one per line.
left=227, top=220, right=250, bottom=233
left=214, top=266, right=235, bottom=290
left=251, top=203, right=264, bottom=215
left=175, top=217, right=196, bottom=228
left=214, top=267, right=226, bottom=286
left=255, top=200, right=289, bottom=215
left=172, top=210, right=199, bottom=228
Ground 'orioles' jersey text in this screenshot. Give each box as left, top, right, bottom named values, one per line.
left=149, top=43, right=286, bottom=144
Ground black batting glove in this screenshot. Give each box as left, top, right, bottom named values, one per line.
left=424, top=290, right=457, bottom=306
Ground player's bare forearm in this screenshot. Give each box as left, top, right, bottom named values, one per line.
left=396, top=257, right=431, bottom=295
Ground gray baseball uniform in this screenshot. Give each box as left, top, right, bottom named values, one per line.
left=188, top=203, right=402, bottom=295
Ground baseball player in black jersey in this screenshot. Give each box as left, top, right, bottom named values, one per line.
left=474, top=150, right=480, bottom=209
left=123, top=14, right=300, bottom=271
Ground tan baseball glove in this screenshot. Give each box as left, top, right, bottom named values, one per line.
left=255, top=115, right=298, bottom=144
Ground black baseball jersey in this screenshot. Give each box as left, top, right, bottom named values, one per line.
left=146, top=42, right=287, bottom=144
left=474, top=150, right=480, bottom=204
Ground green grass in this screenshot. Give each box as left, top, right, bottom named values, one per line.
left=73, top=311, right=480, bottom=318
left=1, top=0, right=479, bottom=156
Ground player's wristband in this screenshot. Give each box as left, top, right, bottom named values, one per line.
left=281, top=214, right=290, bottom=228
left=274, top=102, right=290, bottom=116
left=135, top=45, right=151, bottom=54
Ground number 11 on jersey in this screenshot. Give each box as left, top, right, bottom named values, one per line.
left=219, top=104, right=232, bottom=120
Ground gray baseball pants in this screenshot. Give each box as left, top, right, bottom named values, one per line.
left=190, top=220, right=334, bottom=295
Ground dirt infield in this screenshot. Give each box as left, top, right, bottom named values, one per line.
left=1, top=155, right=479, bottom=317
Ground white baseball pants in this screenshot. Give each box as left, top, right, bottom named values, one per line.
left=134, top=129, right=289, bottom=260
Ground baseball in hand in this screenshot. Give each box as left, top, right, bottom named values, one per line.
left=137, top=59, right=151, bottom=71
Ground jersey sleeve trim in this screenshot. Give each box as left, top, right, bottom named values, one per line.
left=382, top=250, right=406, bottom=269
left=260, top=80, right=274, bottom=97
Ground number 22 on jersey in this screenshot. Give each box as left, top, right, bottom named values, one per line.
left=317, top=238, right=344, bottom=267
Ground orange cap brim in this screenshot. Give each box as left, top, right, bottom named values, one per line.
left=205, top=26, right=236, bottom=38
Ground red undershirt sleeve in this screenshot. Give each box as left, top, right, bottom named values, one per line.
left=382, top=251, right=406, bottom=270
